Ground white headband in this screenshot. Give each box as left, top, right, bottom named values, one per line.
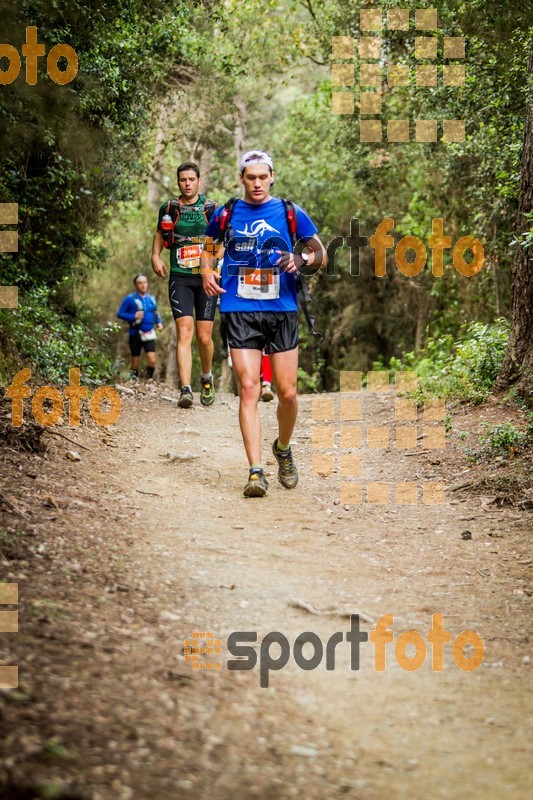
left=240, top=150, right=274, bottom=172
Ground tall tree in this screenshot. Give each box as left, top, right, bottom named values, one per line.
left=495, top=44, right=533, bottom=401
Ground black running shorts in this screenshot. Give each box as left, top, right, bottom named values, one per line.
left=222, top=311, right=299, bottom=354
left=129, top=333, right=156, bottom=357
left=168, top=273, right=216, bottom=321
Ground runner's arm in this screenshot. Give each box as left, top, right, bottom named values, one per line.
left=151, top=230, right=168, bottom=279
left=153, top=298, right=163, bottom=329
left=277, top=235, right=328, bottom=275
left=116, top=296, right=136, bottom=324
left=200, top=237, right=225, bottom=296
left=297, top=234, right=328, bottom=274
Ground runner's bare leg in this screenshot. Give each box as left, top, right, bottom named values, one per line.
left=196, top=320, right=214, bottom=375
left=231, top=348, right=263, bottom=465
left=270, top=347, right=299, bottom=445
left=176, top=316, right=194, bottom=386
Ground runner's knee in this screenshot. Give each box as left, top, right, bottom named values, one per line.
left=239, top=376, right=260, bottom=402
left=277, top=384, right=297, bottom=404
left=196, top=328, right=213, bottom=347
left=176, top=320, right=194, bottom=341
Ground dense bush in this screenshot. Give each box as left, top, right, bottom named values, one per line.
left=0, top=286, right=118, bottom=386
left=0, top=0, right=209, bottom=380
left=376, top=318, right=510, bottom=403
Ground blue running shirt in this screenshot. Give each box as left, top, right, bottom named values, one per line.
left=205, top=198, right=318, bottom=312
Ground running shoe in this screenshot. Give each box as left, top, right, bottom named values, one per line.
left=200, top=377, right=215, bottom=406
left=178, top=386, right=194, bottom=408
left=243, top=468, right=269, bottom=497
left=272, top=438, right=299, bottom=489
left=261, top=383, right=274, bottom=402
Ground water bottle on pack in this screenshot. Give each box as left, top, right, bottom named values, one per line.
left=161, top=214, right=174, bottom=249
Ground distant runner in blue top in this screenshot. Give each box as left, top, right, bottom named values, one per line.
left=201, top=150, right=327, bottom=498
left=117, top=273, right=163, bottom=380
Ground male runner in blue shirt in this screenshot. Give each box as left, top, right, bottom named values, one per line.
left=200, top=150, right=327, bottom=497
left=117, top=273, right=163, bottom=380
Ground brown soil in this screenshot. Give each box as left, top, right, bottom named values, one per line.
left=0, top=384, right=531, bottom=800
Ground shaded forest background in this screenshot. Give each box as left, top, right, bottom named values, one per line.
left=0, top=0, right=531, bottom=401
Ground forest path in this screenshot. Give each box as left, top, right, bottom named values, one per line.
left=0, top=384, right=531, bottom=799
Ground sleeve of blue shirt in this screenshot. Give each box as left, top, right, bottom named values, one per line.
left=150, top=295, right=162, bottom=325
left=117, top=294, right=136, bottom=324
left=205, top=207, right=224, bottom=241
left=295, top=205, right=319, bottom=243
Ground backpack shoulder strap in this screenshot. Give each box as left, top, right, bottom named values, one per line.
left=218, top=197, right=239, bottom=243
left=281, top=198, right=298, bottom=248
left=168, top=198, right=181, bottom=224
left=281, top=199, right=322, bottom=339
left=203, top=197, right=217, bottom=223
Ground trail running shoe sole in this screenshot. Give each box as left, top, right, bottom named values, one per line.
left=200, top=380, right=215, bottom=406
left=243, top=472, right=269, bottom=497
left=261, top=387, right=275, bottom=402
left=178, top=390, right=194, bottom=408
left=272, top=438, right=299, bottom=489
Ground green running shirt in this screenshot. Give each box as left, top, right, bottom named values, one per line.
left=157, top=195, right=213, bottom=275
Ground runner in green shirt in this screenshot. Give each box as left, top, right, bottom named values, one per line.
left=151, top=162, right=217, bottom=408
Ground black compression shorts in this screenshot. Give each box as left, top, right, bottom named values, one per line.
left=168, top=273, right=216, bottom=321
left=222, top=311, right=298, bottom=354
left=129, top=333, right=156, bottom=357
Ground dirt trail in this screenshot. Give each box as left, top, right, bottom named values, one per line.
left=0, top=385, right=531, bottom=799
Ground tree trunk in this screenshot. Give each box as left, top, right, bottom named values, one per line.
left=147, top=98, right=173, bottom=209
left=414, top=285, right=429, bottom=355
left=218, top=359, right=234, bottom=393
left=495, top=44, right=533, bottom=402
left=165, top=324, right=179, bottom=389
left=196, top=147, right=212, bottom=194
left=234, top=96, right=247, bottom=175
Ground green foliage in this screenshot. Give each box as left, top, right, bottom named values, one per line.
left=0, top=0, right=199, bottom=290
left=479, top=422, right=527, bottom=457
left=510, top=211, right=533, bottom=251
left=266, top=0, right=531, bottom=382
left=377, top=318, right=510, bottom=403
left=0, top=285, right=117, bottom=386
left=297, top=360, right=324, bottom=393
left=0, top=0, right=216, bottom=381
